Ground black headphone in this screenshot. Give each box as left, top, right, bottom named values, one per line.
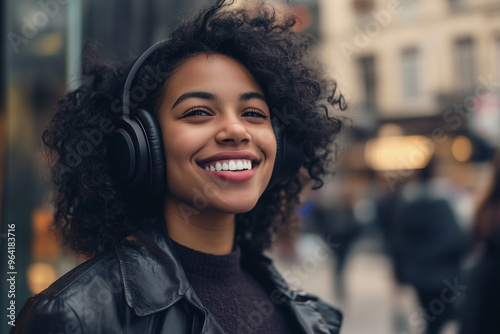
left=109, top=40, right=303, bottom=197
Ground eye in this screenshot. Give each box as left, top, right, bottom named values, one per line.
left=242, top=109, right=268, bottom=119
left=181, top=107, right=212, bottom=118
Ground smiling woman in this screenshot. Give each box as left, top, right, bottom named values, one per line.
left=12, top=1, right=346, bottom=333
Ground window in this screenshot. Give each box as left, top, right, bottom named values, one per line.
left=401, top=48, right=420, bottom=100
left=358, top=56, right=377, bottom=111
left=449, top=0, right=466, bottom=11
left=352, top=0, right=374, bottom=16
left=352, top=0, right=374, bottom=23
left=455, top=38, right=476, bottom=92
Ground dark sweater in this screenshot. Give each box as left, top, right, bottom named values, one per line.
left=171, top=240, right=295, bottom=334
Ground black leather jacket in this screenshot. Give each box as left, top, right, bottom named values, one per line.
left=11, top=221, right=342, bottom=334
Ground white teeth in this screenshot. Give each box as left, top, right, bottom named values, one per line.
left=203, top=159, right=253, bottom=171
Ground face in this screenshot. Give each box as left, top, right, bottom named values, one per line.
left=157, top=53, right=277, bottom=214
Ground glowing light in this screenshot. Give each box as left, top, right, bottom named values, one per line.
left=33, top=33, right=63, bottom=56
left=27, top=263, right=58, bottom=294
left=365, top=135, right=434, bottom=171
left=31, top=207, right=58, bottom=260
left=377, top=123, right=404, bottom=137
left=452, top=136, right=472, bottom=162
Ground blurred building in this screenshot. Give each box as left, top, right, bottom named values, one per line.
left=320, top=0, right=500, bottom=134
left=318, top=0, right=500, bottom=195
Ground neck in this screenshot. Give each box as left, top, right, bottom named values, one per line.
left=164, top=198, right=236, bottom=255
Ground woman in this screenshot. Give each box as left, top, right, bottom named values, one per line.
left=13, top=1, right=345, bottom=333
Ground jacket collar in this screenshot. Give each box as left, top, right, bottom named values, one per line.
left=115, top=218, right=341, bottom=334
left=115, top=219, right=190, bottom=316
left=115, top=218, right=296, bottom=316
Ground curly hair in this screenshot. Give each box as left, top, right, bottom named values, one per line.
left=42, top=0, right=346, bottom=257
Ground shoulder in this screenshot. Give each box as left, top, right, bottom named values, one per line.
left=12, top=251, right=125, bottom=334
left=40, top=250, right=122, bottom=301
left=11, top=294, right=82, bottom=334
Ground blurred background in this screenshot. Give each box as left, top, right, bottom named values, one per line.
left=1, top=0, right=500, bottom=333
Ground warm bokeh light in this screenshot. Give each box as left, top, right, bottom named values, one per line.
left=365, top=135, right=434, bottom=171
left=27, top=263, right=58, bottom=294
left=452, top=135, right=473, bottom=162
left=376, top=123, right=405, bottom=137
left=32, top=33, right=64, bottom=56
left=31, top=207, right=59, bottom=261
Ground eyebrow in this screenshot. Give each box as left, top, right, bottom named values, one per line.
left=171, top=91, right=267, bottom=108
left=172, top=92, right=215, bottom=108
left=239, top=92, right=267, bottom=103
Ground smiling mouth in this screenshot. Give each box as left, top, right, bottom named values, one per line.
left=198, top=159, right=258, bottom=172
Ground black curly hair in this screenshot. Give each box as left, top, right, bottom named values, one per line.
left=42, top=0, right=346, bottom=257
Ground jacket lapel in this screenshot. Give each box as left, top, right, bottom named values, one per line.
left=115, top=220, right=190, bottom=316
left=115, top=219, right=342, bottom=334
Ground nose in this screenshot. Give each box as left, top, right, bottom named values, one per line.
left=215, top=117, right=251, bottom=145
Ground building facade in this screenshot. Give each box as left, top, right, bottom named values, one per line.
left=319, top=0, right=500, bottom=142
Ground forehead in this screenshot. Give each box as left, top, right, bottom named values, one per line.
left=162, top=53, right=264, bottom=105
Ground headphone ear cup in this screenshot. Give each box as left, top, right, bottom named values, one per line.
left=109, top=110, right=166, bottom=196
left=133, top=109, right=166, bottom=196
left=267, top=116, right=303, bottom=190
left=109, top=116, right=148, bottom=189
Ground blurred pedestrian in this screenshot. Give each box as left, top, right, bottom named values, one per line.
left=391, top=159, right=467, bottom=334
left=459, top=151, right=500, bottom=334
left=311, top=195, right=361, bottom=301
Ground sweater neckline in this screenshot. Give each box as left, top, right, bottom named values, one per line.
left=170, top=239, right=243, bottom=281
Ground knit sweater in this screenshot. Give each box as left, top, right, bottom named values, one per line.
left=171, top=240, right=295, bottom=334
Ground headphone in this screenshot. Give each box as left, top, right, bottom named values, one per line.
left=109, top=40, right=303, bottom=197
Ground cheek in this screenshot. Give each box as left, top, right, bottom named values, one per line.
left=257, top=125, right=276, bottom=143
left=163, top=130, right=181, bottom=164
left=162, top=128, right=191, bottom=181
left=162, top=125, right=200, bottom=159
left=258, top=127, right=277, bottom=161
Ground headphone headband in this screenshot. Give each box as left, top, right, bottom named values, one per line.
left=122, top=39, right=170, bottom=115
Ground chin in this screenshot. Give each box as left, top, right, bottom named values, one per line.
left=214, top=197, right=260, bottom=214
